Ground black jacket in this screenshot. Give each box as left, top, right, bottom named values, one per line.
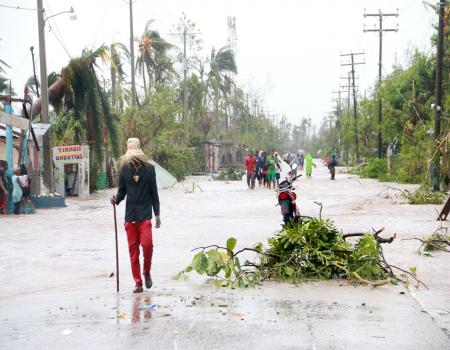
left=116, top=162, right=160, bottom=222
left=328, top=159, right=337, bottom=169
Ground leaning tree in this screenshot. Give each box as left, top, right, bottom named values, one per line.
left=31, top=45, right=119, bottom=191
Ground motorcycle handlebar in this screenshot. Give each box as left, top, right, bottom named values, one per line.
left=291, top=174, right=302, bottom=182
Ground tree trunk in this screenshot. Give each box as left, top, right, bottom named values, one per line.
left=111, top=66, right=117, bottom=110
left=142, top=63, right=147, bottom=99
left=31, top=77, right=65, bottom=117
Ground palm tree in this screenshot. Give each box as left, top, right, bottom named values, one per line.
left=136, top=20, right=174, bottom=99
left=0, top=59, right=10, bottom=74
left=110, top=42, right=129, bottom=111
left=0, top=60, right=12, bottom=96
left=31, top=45, right=119, bottom=191
left=202, top=47, right=237, bottom=133
left=0, top=76, right=10, bottom=95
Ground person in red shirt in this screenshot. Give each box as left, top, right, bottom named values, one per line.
left=244, top=151, right=257, bottom=189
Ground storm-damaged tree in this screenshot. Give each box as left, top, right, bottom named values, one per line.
left=202, top=47, right=237, bottom=134
left=136, top=20, right=174, bottom=100
left=31, top=45, right=120, bottom=191
left=110, top=41, right=130, bottom=112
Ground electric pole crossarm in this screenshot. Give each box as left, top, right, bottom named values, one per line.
left=340, top=63, right=365, bottom=66
left=364, top=29, right=398, bottom=32
left=340, top=52, right=365, bottom=57
left=364, top=13, right=398, bottom=17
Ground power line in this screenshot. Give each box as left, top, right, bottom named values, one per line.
left=0, top=4, right=37, bottom=11
left=45, top=0, right=71, bottom=58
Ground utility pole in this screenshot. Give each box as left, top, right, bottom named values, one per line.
left=332, top=90, right=346, bottom=161
left=170, top=28, right=201, bottom=142
left=183, top=28, right=188, bottom=140
left=340, top=73, right=358, bottom=111
left=129, top=0, right=136, bottom=107
left=37, top=0, right=52, bottom=190
left=30, top=46, right=40, bottom=98
left=432, top=0, right=447, bottom=190
left=341, top=52, right=365, bottom=163
left=332, top=90, right=345, bottom=119
left=434, top=1, right=446, bottom=139
left=364, top=9, right=399, bottom=158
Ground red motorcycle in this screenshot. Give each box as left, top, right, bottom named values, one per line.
left=277, top=173, right=301, bottom=225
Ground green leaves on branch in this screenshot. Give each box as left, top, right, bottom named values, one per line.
left=177, top=217, right=417, bottom=288
left=176, top=237, right=258, bottom=288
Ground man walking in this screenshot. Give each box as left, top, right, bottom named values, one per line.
left=328, top=154, right=337, bottom=180
left=244, top=151, right=256, bottom=189
left=111, top=138, right=161, bottom=293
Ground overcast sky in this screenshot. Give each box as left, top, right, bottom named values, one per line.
left=0, top=0, right=437, bottom=126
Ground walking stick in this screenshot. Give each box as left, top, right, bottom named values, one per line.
left=113, top=203, right=119, bottom=292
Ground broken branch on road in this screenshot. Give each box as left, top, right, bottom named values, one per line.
left=177, top=216, right=422, bottom=289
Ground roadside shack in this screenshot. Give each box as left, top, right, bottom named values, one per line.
left=53, top=145, right=90, bottom=198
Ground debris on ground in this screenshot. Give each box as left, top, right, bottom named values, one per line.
left=214, top=168, right=245, bottom=181
left=404, top=226, right=450, bottom=254
left=116, top=312, right=126, bottom=319
left=138, top=303, right=157, bottom=311
left=177, top=217, right=426, bottom=289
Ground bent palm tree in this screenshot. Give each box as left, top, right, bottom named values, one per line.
left=136, top=20, right=174, bottom=99
left=31, top=45, right=119, bottom=191
left=202, top=47, right=237, bottom=133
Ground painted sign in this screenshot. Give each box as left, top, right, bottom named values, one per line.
left=54, top=145, right=84, bottom=162
left=0, top=112, right=30, bottom=130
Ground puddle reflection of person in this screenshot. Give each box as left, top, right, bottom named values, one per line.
left=132, top=294, right=152, bottom=323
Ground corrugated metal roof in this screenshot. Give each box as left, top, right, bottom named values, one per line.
left=0, top=124, right=20, bottom=137
left=149, top=160, right=177, bottom=189
left=0, top=123, right=50, bottom=138
left=30, top=123, right=51, bottom=137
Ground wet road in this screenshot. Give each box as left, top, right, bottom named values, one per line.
left=1, top=163, right=449, bottom=349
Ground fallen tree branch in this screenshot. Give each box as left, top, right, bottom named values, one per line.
left=332, top=262, right=391, bottom=287
left=314, top=201, right=323, bottom=220
left=342, top=228, right=396, bottom=244
left=402, top=237, right=450, bottom=254
left=379, top=261, right=428, bottom=289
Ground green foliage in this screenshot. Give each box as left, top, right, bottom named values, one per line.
left=151, top=142, right=193, bottom=181
left=177, top=237, right=256, bottom=288
left=215, top=168, right=244, bottom=181
left=402, top=186, right=446, bottom=205
left=264, top=219, right=387, bottom=283
left=178, top=217, right=392, bottom=288
left=423, top=231, right=450, bottom=251
left=352, top=158, right=388, bottom=179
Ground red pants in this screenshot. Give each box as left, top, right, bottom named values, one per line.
left=125, top=220, right=153, bottom=286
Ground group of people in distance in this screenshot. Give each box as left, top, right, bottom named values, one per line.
left=244, top=150, right=283, bottom=190
left=244, top=150, right=338, bottom=189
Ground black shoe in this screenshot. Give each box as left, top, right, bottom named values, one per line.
left=133, top=285, right=143, bottom=293
left=144, top=274, right=153, bottom=289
